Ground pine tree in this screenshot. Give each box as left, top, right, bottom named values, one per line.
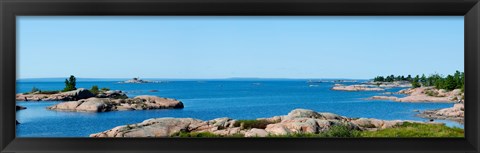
left=420, top=74, right=427, bottom=86
left=63, top=75, right=77, bottom=92
left=444, top=75, right=456, bottom=91
left=412, top=75, right=421, bottom=88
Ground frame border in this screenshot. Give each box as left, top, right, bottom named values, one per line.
left=1, top=0, right=479, bottom=152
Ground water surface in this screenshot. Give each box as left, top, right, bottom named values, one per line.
left=16, top=80, right=462, bottom=137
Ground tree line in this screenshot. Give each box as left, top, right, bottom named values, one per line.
left=373, top=71, right=464, bottom=91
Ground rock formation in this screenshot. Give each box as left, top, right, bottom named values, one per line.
left=332, top=84, right=384, bottom=91
left=90, top=109, right=432, bottom=138
left=368, top=87, right=463, bottom=103
left=47, top=95, right=184, bottom=112
left=418, top=103, right=464, bottom=123
left=16, top=88, right=95, bottom=101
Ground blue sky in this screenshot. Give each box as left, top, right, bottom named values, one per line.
left=17, top=16, right=464, bottom=79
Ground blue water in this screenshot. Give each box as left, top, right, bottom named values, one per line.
left=16, top=80, right=462, bottom=137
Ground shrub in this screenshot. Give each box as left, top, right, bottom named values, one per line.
left=267, top=125, right=359, bottom=138
left=90, top=85, right=99, bottom=95
left=424, top=90, right=440, bottom=97
left=101, top=87, right=110, bottom=91
left=31, top=87, right=41, bottom=93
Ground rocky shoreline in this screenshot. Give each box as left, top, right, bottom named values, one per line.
left=366, top=81, right=412, bottom=88
left=16, top=88, right=96, bottom=101
left=331, top=81, right=412, bottom=92
left=332, top=84, right=384, bottom=91
left=16, top=88, right=130, bottom=102
left=368, top=87, right=463, bottom=103
left=47, top=96, right=184, bottom=112
left=90, top=109, right=440, bottom=137
left=417, top=103, right=464, bottom=123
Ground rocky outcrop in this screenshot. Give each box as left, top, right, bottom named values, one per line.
left=47, top=95, right=184, bottom=112
left=90, top=118, right=203, bottom=137
left=418, top=103, right=464, bottom=123
left=16, top=88, right=95, bottom=101
left=368, top=87, right=463, bottom=103
left=332, top=84, right=384, bottom=91
left=96, top=90, right=128, bottom=99
left=244, top=128, right=269, bottom=137
left=366, top=81, right=412, bottom=88
left=90, top=109, right=428, bottom=138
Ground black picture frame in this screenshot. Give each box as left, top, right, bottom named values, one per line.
left=1, top=0, right=479, bottom=152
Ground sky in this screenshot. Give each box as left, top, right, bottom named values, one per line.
left=17, top=16, right=464, bottom=79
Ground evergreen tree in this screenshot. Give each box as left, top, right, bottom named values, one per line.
left=406, top=75, right=412, bottom=82
left=444, top=75, right=456, bottom=90
left=63, top=75, right=77, bottom=92
left=420, top=74, right=427, bottom=86
left=412, top=75, right=421, bottom=88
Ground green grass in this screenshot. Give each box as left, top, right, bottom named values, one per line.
left=23, top=90, right=60, bottom=95
left=39, top=90, right=60, bottom=94
left=358, top=122, right=464, bottom=138
left=267, top=125, right=360, bottom=138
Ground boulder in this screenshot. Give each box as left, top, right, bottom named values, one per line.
left=244, top=128, right=269, bottom=137
left=90, top=118, right=203, bottom=137
left=134, top=95, right=184, bottom=109
left=97, top=90, right=128, bottom=99
left=60, top=88, right=95, bottom=100
left=350, top=118, right=404, bottom=130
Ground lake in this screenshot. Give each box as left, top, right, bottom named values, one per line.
left=16, top=79, right=462, bottom=137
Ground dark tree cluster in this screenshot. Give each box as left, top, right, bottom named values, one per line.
left=373, top=71, right=465, bottom=91
left=373, top=75, right=412, bottom=82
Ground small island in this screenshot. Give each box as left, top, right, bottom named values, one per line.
left=47, top=96, right=184, bottom=112
left=119, top=77, right=163, bottom=84
left=16, top=75, right=184, bottom=112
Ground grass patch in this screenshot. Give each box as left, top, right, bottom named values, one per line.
left=39, top=90, right=60, bottom=94
left=233, top=120, right=277, bottom=129
left=267, top=125, right=360, bottom=138
left=358, top=122, right=464, bottom=137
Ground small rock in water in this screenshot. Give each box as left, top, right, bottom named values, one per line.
left=149, top=90, right=159, bottom=92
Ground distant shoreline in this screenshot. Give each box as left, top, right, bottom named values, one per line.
left=17, top=78, right=369, bottom=82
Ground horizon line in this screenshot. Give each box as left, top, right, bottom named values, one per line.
left=16, top=77, right=371, bottom=80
